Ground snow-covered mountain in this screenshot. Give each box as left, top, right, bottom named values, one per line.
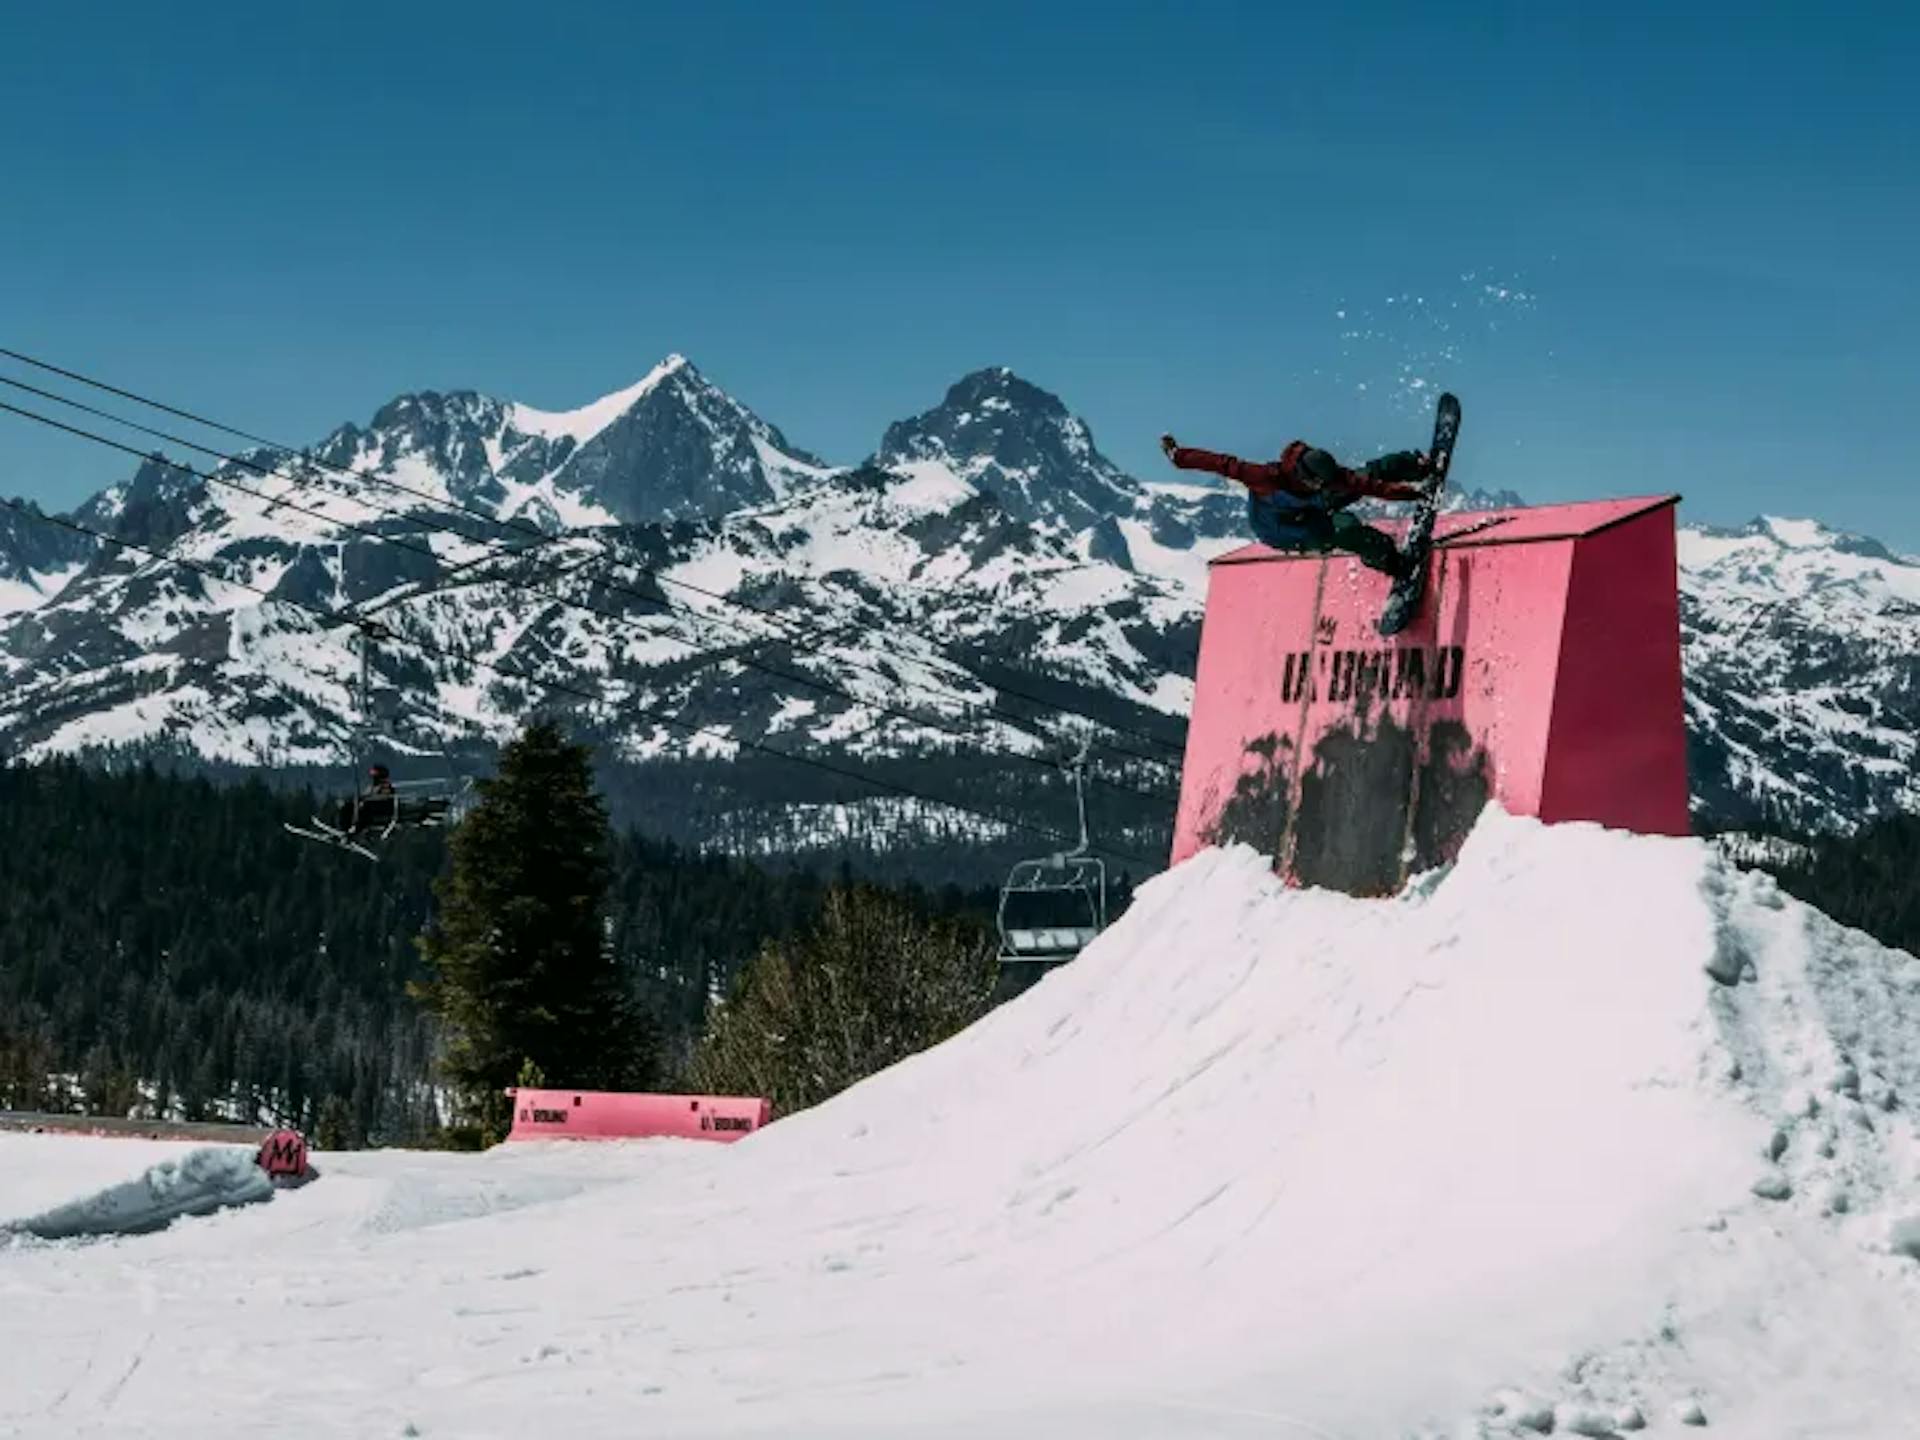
left=1, top=359, right=1915, bottom=866
left=301, top=355, right=833, bottom=532
left=0, top=363, right=1197, bottom=871
left=0, top=498, right=91, bottom=618
left=877, top=366, right=1143, bottom=532
left=1680, top=515, right=1920, bottom=829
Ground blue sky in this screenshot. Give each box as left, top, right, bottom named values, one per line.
left=3, top=3, right=1916, bottom=547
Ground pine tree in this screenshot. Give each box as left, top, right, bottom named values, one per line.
left=315, top=1094, right=354, bottom=1151
left=687, top=882, right=996, bottom=1114
left=411, top=719, right=654, bottom=1139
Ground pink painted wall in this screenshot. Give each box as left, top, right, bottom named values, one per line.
left=1172, top=496, right=1688, bottom=893
left=506, top=1088, right=772, bottom=1143
left=1539, top=510, right=1691, bottom=834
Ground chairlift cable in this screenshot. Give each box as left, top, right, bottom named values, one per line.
left=0, top=345, right=1191, bottom=766
left=0, top=384, right=1175, bottom=806
left=0, top=484, right=1163, bottom=868
left=0, top=391, right=1174, bottom=805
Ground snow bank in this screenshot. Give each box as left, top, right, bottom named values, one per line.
left=0, top=1133, right=208, bottom=1220
left=2, top=1145, right=271, bottom=1241
left=4, top=807, right=1920, bottom=1438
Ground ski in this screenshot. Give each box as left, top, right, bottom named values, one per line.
left=282, top=819, right=380, bottom=862
left=1376, top=392, right=1462, bottom=636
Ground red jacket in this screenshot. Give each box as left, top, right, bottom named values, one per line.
left=1168, top=442, right=1425, bottom=502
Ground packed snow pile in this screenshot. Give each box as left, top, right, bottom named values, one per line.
left=4, top=807, right=1920, bottom=1437
left=1, top=1144, right=272, bottom=1241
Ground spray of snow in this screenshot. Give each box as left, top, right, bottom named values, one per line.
left=1294, top=268, right=1547, bottom=455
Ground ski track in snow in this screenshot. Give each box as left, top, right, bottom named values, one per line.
left=5, top=809, right=1920, bottom=1437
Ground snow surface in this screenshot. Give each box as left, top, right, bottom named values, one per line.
left=1678, top=513, right=1920, bottom=820
left=6, top=809, right=1920, bottom=1436
left=509, top=356, right=689, bottom=444
left=492, top=473, right=621, bottom=531
left=0, top=563, right=83, bottom=619
left=1113, top=515, right=1240, bottom=595
left=1, top=1144, right=271, bottom=1240
left=884, top=458, right=982, bottom=516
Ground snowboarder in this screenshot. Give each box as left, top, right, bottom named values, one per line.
left=1158, top=432, right=1439, bottom=577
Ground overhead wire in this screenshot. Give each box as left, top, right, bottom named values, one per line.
left=0, top=364, right=1182, bottom=789
left=0, top=388, right=1175, bottom=805
left=0, top=345, right=1190, bottom=766
left=0, top=485, right=1165, bottom=869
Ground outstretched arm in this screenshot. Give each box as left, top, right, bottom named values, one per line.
left=1159, top=434, right=1289, bottom=490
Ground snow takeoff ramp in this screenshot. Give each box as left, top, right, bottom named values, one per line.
left=5, top=812, right=1920, bottom=1436
left=1173, top=494, right=1690, bottom=892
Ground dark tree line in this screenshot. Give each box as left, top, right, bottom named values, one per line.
left=70, top=733, right=1171, bottom=892
left=0, top=756, right=1001, bottom=1145
left=1771, top=811, right=1920, bottom=958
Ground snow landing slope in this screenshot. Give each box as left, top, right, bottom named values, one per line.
left=6, top=807, right=1920, bottom=1438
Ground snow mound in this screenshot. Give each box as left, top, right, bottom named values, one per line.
left=2, top=1145, right=272, bottom=1241
left=4, top=807, right=1920, bottom=1437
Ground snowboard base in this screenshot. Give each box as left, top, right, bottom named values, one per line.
left=1376, top=392, right=1462, bottom=637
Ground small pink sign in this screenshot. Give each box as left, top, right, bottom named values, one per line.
left=506, top=1088, right=771, bottom=1143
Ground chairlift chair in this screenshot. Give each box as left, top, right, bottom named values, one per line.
left=997, top=852, right=1108, bottom=963
left=995, top=743, right=1109, bottom=966
left=283, top=616, right=471, bottom=862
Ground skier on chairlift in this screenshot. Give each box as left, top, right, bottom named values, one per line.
left=1158, top=430, right=1440, bottom=577
left=336, top=763, right=397, bottom=833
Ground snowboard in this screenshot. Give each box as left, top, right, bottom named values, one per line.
left=1376, top=391, right=1462, bottom=637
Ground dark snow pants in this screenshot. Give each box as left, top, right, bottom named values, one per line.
left=1247, top=493, right=1405, bottom=577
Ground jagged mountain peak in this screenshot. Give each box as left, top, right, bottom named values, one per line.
left=1733, top=513, right=1900, bottom=561
left=541, top=356, right=830, bottom=523
left=1683, top=515, right=1918, bottom=579
left=91, top=452, right=209, bottom=551
left=364, top=387, right=502, bottom=434
left=506, top=354, right=690, bottom=446
left=938, top=365, right=1071, bottom=419
left=876, top=367, right=1135, bottom=530
left=353, top=357, right=701, bottom=446
left=294, top=356, right=831, bottom=528
left=0, top=496, right=93, bottom=598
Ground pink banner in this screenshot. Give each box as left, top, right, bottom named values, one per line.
left=506, top=1088, right=772, bottom=1143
